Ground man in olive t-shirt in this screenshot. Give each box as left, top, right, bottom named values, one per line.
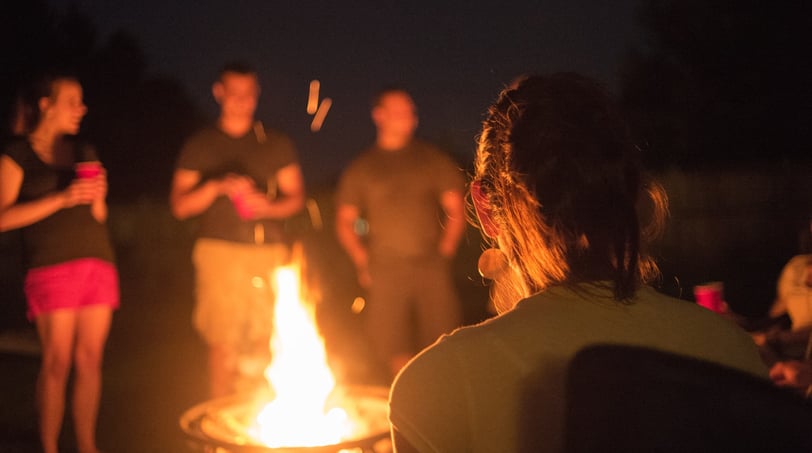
left=335, top=88, right=466, bottom=379
left=170, top=62, right=305, bottom=398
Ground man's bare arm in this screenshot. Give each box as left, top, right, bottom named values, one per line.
left=336, top=203, right=371, bottom=287
left=251, top=163, right=306, bottom=219
left=438, top=189, right=466, bottom=258
left=169, top=168, right=221, bottom=220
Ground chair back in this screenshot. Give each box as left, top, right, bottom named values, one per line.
left=562, top=344, right=812, bottom=452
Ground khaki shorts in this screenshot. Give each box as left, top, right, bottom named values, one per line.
left=192, top=238, right=290, bottom=348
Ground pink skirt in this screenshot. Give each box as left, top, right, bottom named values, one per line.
left=25, top=258, right=120, bottom=321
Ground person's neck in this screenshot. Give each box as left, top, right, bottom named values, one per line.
left=29, top=125, right=60, bottom=158
left=218, top=116, right=253, bottom=138
left=376, top=134, right=411, bottom=152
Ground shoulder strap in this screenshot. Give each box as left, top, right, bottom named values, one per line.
left=2, top=137, right=31, bottom=165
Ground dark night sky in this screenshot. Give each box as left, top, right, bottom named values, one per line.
left=50, top=0, right=643, bottom=185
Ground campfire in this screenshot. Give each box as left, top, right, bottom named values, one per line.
left=180, top=248, right=390, bottom=452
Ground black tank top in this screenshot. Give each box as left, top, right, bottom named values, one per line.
left=3, top=138, right=115, bottom=269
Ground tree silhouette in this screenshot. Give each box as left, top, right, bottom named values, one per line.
left=0, top=1, right=204, bottom=200
left=80, top=31, right=205, bottom=201
left=0, top=1, right=89, bottom=136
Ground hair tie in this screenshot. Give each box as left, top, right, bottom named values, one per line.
left=478, top=248, right=509, bottom=280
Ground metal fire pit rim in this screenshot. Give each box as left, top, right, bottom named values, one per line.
left=179, top=385, right=391, bottom=453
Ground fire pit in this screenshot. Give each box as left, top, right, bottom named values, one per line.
left=180, top=385, right=390, bottom=453
left=180, top=249, right=391, bottom=453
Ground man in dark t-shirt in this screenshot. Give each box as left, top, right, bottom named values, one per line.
left=170, top=62, right=305, bottom=398
left=335, top=88, right=466, bottom=379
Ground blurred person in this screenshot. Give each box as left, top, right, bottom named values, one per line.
left=753, top=217, right=812, bottom=360
left=170, top=62, right=305, bottom=398
left=388, top=74, right=768, bottom=453
left=0, top=74, right=118, bottom=453
left=335, top=87, right=466, bottom=379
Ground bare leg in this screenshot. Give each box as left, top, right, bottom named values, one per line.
left=208, top=344, right=238, bottom=398
left=36, top=310, right=78, bottom=453
left=72, top=305, right=112, bottom=453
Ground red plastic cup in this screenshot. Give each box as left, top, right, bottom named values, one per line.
left=694, top=282, right=725, bottom=313
left=229, top=192, right=252, bottom=220
left=75, top=161, right=101, bottom=179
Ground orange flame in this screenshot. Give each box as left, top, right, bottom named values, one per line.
left=246, top=255, right=355, bottom=447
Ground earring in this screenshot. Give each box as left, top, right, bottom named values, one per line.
left=478, top=248, right=509, bottom=280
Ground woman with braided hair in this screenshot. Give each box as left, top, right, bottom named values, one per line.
left=388, top=73, right=767, bottom=453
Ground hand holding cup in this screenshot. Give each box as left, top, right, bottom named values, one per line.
left=62, top=176, right=96, bottom=207
left=220, top=174, right=256, bottom=220
left=75, top=161, right=107, bottom=201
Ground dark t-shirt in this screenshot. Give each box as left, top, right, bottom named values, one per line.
left=335, top=139, right=465, bottom=259
left=175, top=125, right=298, bottom=243
left=3, top=138, right=115, bottom=269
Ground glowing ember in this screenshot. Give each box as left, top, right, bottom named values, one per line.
left=245, top=261, right=354, bottom=447
left=310, top=97, right=332, bottom=132
left=307, top=80, right=320, bottom=115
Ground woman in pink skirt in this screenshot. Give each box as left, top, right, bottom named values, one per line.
left=0, top=74, right=119, bottom=453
